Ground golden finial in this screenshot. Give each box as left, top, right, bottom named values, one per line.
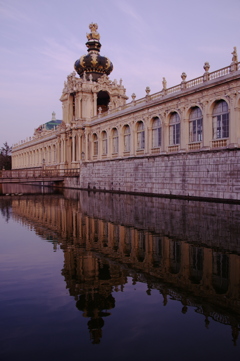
left=86, top=23, right=100, bottom=41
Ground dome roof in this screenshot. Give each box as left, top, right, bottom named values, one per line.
left=74, top=23, right=113, bottom=82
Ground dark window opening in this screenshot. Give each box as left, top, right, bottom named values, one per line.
left=97, top=91, right=110, bottom=114
left=70, top=92, right=76, bottom=117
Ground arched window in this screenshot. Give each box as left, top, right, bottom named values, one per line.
left=112, top=128, right=118, bottom=154
left=97, top=91, right=110, bottom=113
left=137, top=121, right=145, bottom=150
left=93, top=134, right=98, bottom=156
left=189, top=107, right=203, bottom=142
left=212, top=100, right=229, bottom=139
left=102, top=131, right=107, bottom=155
left=212, top=252, right=229, bottom=294
left=123, top=125, right=131, bottom=152
left=169, top=240, right=181, bottom=274
left=189, top=246, right=203, bottom=284
left=169, top=112, right=180, bottom=145
left=152, top=117, right=161, bottom=148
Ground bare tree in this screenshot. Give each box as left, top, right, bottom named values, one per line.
left=0, top=142, right=12, bottom=170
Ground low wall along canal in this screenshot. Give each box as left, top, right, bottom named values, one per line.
left=65, top=148, right=240, bottom=202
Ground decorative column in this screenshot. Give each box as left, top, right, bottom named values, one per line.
left=228, top=93, right=238, bottom=145
left=180, top=108, right=188, bottom=150
left=84, top=128, right=89, bottom=161
left=63, top=139, right=65, bottom=164
left=72, top=134, right=76, bottom=162
left=93, top=92, right=97, bottom=117
left=130, top=121, right=135, bottom=156
left=162, top=114, right=169, bottom=153
left=77, top=133, right=82, bottom=161
left=202, top=100, right=211, bottom=148
left=146, top=118, right=151, bottom=154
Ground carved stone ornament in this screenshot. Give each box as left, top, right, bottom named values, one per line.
left=203, top=62, right=210, bottom=72
left=58, top=122, right=67, bottom=130
left=145, top=87, right=151, bottom=95
left=97, top=74, right=110, bottom=85
left=181, top=72, right=187, bottom=82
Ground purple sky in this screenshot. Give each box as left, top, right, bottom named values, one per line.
left=0, top=0, right=240, bottom=147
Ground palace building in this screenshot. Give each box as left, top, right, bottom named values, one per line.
left=11, top=24, right=240, bottom=201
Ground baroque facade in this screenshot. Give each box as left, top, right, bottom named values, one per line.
left=12, top=24, right=240, bottom=169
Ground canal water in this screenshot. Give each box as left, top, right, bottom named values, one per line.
left=0, top=184, right=240, bottom=361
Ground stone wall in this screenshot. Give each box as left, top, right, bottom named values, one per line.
left=64, top=148, right=240, bottom=201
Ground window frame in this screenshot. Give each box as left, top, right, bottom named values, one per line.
left=123, top=125, right=131, bottom=152
left=112, top=128, right=119, bottom=154
left=212, top=100, right=229, bottom=140
left=169, top=112, right=180, bottom=145
left=93, top=133, right=98, bottom=156
left=102, top=131, right=108, bottom=155
left=189, top=107, right=203, bottom=143
left=137, top=121, right=145, bottom=150
left=152, top=117, right=162, bottom=148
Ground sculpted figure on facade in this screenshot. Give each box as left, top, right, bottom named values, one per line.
left=162, top=77, right=167, bottom=90
left=64, top=72, right=77, bottom=93
left=63, top=81, right=68, bottom=93
left=98, top=74, right=110, bottom=86
left=232, top=47, right=238, bottom=63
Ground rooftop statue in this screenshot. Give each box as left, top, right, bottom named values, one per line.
left=232, top=47, right=238, bottom=63
left=86, top=23, right=100, bottom=41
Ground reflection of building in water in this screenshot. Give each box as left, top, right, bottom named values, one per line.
left=62, top=246, right=126, bottom=343
left=8, top=192, right=240, bottom=344
left=0, top=183, right=60, bottom=195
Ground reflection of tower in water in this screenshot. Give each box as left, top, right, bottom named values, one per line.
left=76, top=291, right=115, bottom=344
left=61, top=247, right=127, bottom=344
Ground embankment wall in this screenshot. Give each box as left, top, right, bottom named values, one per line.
left=64, top=148, right=240, bottom=201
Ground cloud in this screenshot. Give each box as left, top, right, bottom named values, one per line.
left=0, top=45, right=16, bottom=55
left=0, top=1, right=30, bottom=23
left=114, top=0, right=146, bottom=33
left=36, top=37, right=85, bottom=72
left=115, top=1, right=142, bottom=22
left=196, top=46, right=230, bottom=55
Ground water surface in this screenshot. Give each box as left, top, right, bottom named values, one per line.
left=1, top=185, right=240, bottom=361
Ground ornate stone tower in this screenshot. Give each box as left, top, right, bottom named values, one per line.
left=60, top=23, right=128, bottom=124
